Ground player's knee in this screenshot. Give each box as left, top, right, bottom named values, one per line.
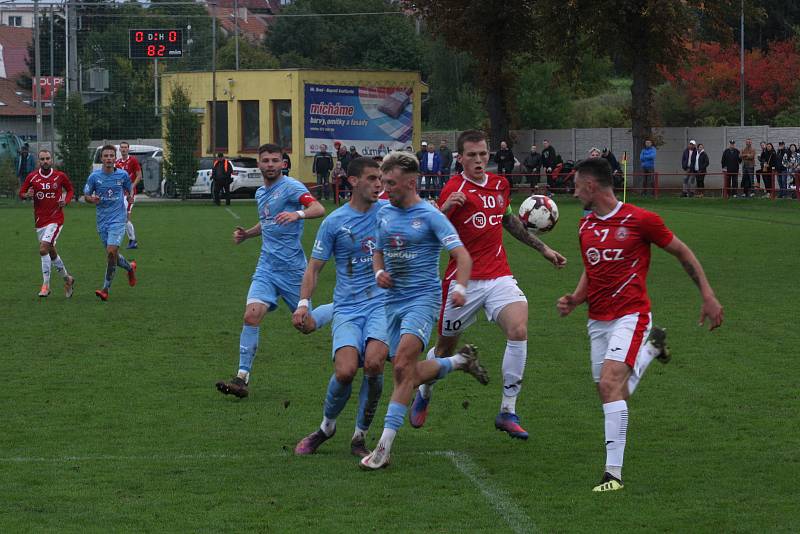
left=38, top=244, right=49, bottom=256
left=334, top=366, right=357, bottom=385
left=392, top=359, right=416, bottom=385
left=506, top=323, right=527, bottom=341
left=363, top=358, right=384, bottom=377
left=597, top=376, right=623, bottom=400
left=243, top=308, right=264, bottom=325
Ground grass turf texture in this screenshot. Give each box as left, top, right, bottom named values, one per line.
left=1, top=196, right=798, bottom=532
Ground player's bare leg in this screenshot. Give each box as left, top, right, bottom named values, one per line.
left=410, top=333, right=460, bottom=427
left=95, top=245, right=134, bottom=300
left=494, top=302, right=530, bottom=440
left=295, top=346, right=358, bottom=455
left=593, top=360, right=632, bottom=491
left=352, top=340, right=389, bottom=458
left=47, top=245, right=74, bottom=298
left=216, top=303, right=268, bottom=398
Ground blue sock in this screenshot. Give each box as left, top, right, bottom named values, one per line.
left=117, top=254, right=132, bottom=272
left=384, top=401, right=407, bottom=431
left=237, top=325, right=259, bottom=374
left=310, top=303, right=333, bottom=330
left=436, top=357, right=454, bottom=380
left=323, top=374, right=352, bottom=420
left=356, top=374, right=383, bottom=431
left=103, top=263, right=116, bottom=289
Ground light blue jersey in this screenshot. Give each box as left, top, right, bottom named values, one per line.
left=311, top=200, right=387, bottom=310
left=376, top=200, right=463, bottom=297
left=255, top=176, right=314, bottom=273
left=84, top=168, right=131, bottom=229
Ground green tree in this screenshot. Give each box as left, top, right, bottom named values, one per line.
left=423, top=39, right=484, bottom=130
left=217, top=39, right=280, bottom=70
left=536, top=0, right=735, bottom=170
left=410, top=0, right=536, bottom=145
left=516, top=62, right=573, bottom=129
left=54, top=91, right=91, bottom=194
left=0, top=156, right=17, bottom=198
left=163, top=85, right=200, bottom=200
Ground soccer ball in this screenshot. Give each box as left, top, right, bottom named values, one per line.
left=518, top=195, right=559, bottom=234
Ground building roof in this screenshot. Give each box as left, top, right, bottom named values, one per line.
left=0, top=26, right=33, bottom=80
left=0, top=77, right=49, bottom=117
left=211, top=7, right=269, bottom=43
left=212, top=0, right=278, bottom=12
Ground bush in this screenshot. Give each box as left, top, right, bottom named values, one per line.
left=516, top=62, right=573, bottom=129
left=0, top=156, right=17, bottom=197
left=54, top=91, right=91, bottom=194
left=163, top=85, right=200, bottom=200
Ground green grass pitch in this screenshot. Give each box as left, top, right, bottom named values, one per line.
left=1, top=196, right=798, bottom=532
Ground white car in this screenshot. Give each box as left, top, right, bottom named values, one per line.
left=91, top=144, right=163, bottom=193
left=161, top=156, right=263, bottom=198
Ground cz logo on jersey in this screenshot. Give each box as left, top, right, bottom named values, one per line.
left=585, top=247, right=624, bottom=265
left=465, top=211, right=503, bottom=229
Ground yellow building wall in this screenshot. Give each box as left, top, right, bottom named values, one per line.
left=160, top=69, right=424, bottom=183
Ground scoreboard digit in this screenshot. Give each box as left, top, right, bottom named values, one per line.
left=129, top=29, right=183, bottom=59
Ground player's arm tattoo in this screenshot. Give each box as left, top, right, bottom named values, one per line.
left=681, top=259, right=702, bottom=289
left=502, top=213, right=546, bottom=252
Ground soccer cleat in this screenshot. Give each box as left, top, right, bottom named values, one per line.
left=38, top=284, right=50, bottom=297
left=459, top=344, right=489, bottom=385
left=350, top=437, right=371, bottom=458
left=294, top=428, right=335, bottom=455
left=64, top=276, right=75, bottom=298
left=494, top=412, right=529, bottom=440
left=127, top=260, right=137, bottom=287
left=126, top=240, right=138, bottom=249
left=409, top=390, right=430, bottom=428
left=215, top=376, right=249, bottom=398
left=95, top=289, right=109, bottom=301
left=592, top=472, right=624, bottom=492
left=359, top=442, right=390, bottom=470
left=647, top=326, right=671, bottom=364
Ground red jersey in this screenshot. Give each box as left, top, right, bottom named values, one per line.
left=19, top=169, right=74, bottom=227
left=378, top=190, right=389, bottom=200
left=438, top=172, right=512, bottom=280
left=115, top=155, right=141, bottom=184
left=579, top=203, right=674, bottom=321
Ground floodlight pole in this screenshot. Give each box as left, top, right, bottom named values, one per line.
left=211, top=2, right=217, bottom=155
left=34, top=0, right=43, bottom=145
left=740, top=0, right=745, bottom=126
left=234, top=0, right=239, bottom=70
left=50, top=4, right=55, bottom=151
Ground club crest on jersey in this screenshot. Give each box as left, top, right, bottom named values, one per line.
left=496, top=194, right=504, bottom=208
left=410, top=218, right=423, bottom=230
left=615, top=227, right=629, bottom=241
left=361, top=237, right=377, bottom=254
left=388, top=234, right=404, bottom=248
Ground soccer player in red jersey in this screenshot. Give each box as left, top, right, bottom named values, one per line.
left=19, top=149, right=76, bottom=298
left=410, top=130, right=567, bottom=439
left=557, top=157, right=723, bottom=492
left=115, top=141, right=142, bottom=249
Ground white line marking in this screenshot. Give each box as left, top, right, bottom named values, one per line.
left=431, top=450, right=537, bottom=534
left=0, top=453, right=253, bottom=463
left=225, top=207, right=241, bottom=220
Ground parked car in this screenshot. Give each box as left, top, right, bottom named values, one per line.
left=161, top=156, right=263, bottom=198
left=91, top=144, right=163, bottom=193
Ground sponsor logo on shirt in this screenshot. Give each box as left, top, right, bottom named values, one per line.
left=360, top=237, right=377, bottom=254
left=615, top=227, right=629, bottom=241
left=442, top=234, right=460, bottom=246
left=411, top=218, right=423, bottom=230
left=388, top=234, right=404, bottom=248
left=586, top=247, right=624, bottom=265
left=465, top=211, right=502, bottom=229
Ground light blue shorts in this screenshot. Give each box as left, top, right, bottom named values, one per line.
left=99, top=222, right=126, bottom=247
left=385, top=294, right=440, bottom=356
left=332, top=300, right=389, bottom=364
left=246, top=267, right=303, bottom=311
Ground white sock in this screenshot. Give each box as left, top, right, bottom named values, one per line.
left=419, top=348, right=439, bottom=400
left=320, top=416, right=336, bottom=437
left=51, top=256, right=69, bottom=279
left=236, top=370, right=250, bottom=383
left=627, top=342, right=659, bottom=395
left=40, top=255, right=51, bottom=285
left=352, top=427, right=366, bottom=441
left=501, top=340, right=527, bottom=410
left=603, top=400, right=628, bottom=479
left=445, top=353, right=467, bottom=368
left=126, top=221, right=136, bottom=241
left=378, top=427, right=397, bottom=453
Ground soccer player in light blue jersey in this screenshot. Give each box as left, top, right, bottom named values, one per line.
left=216, top=143, right=330, bottom=399
left=360, top=151, right=489, bottom=470
left=83, top=144, right=137, bottom=301
left=292, top=157, right=389, bottom=458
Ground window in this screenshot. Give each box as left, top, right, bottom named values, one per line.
left=209, top=101, right=228, bottom=152
left=8, top=16, right=22, bottom=27
left=271, top=100, right=292, bottom=152
left=240, top=101, right=260, bottom=152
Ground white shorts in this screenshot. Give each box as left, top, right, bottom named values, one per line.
left=438, top=275, right=527, bottom=336
left=36, top=223, right=62, bottom=245
left=587, top=312, right=652, bottom=382
left=124, top=196, right=134, bottom=215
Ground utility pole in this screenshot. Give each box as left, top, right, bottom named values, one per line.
left=211, top=2, right=217, bottom=154
left=34, top=0, right=43, bottom=145
left=50, top=4, right=55, bottom=150
left=740, top=0, right=745, bottom=126
left=234, top=0, right=239, bottom=70
left=67, top=0, right=78, bottom=95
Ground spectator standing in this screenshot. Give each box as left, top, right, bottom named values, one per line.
left=639, top=139, right=657, bottom=196
left=789, top=144, right=800, bottom=198
left=419, top=142, right=442, bottom=198
left=312, top=144, right=334, bottom=200
left=211, top=152, right=233, bottom=206
left=16, top=143, right=35, bottom=193
left=416, top=141, right=428, bottom=162
left=282, top=149, right=292, bottom=176
left=740, top=139, right=756, bottom=197
left=762, top=143, right=777, bottom=196
left=523, top=144, right=542, bottom=187
left=438, top=139, right=454, bottom=182
left=776, top=141, right=791, bottom=198
left=756, top=141, right=767, bottom=191
left=695, top=143, right=710, bottom=197
left=495, top=141, right=516, bottom=183
left=541, top=140, right=558, bottom=188
left=336, top=145, right=348, bottom=171
left=332, top=160, right=348, bottom=200
left=681, top=140, right=698, bottom=197
left=721, top=139, right=741, bottom=198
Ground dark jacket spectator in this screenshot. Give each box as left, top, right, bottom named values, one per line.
left=16, top=144, right=35, bottom=186
left=541, top=142, right=557, bottom=171
left=523, top=147, right=542, bottom=172
left=697, top=149, right=710, bottom=172
left=721, top=145, right=741, bottom=173
left=282, top=151, right=291, bottom=176
left=212, top=153, right=233, bottom=206
left=420, top=148, right=442, bottom=174
left=312, top=148, right=334, bottom=175
left=681, top=145, right=698, bottom=171
left=602, top=149, right=621, bottom=173
left=438, top=142, right=453, bottom=175
left=494, top=142, right=515, bottom=174
left=776, top=142, right=789, bottom=172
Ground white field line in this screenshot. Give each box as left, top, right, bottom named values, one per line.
left=225, top=207, right=241, bottom=220
left=430, top=450, right=537, bottom=534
